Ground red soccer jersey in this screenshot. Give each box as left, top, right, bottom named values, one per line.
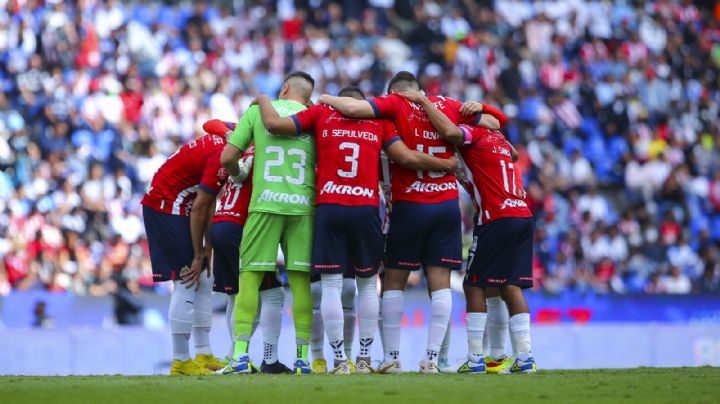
left=368, top=93, right=479, bottom=204
left=458, top=125, right=532, bottom=225
left=141, top=134, right=229, bottom=216
left=292, top=105, right=400, bottom=207
left=212, top=147, right=254, bottom=225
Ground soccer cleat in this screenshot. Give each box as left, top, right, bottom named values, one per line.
left=293, top=358, right=312, bottom=374
left=419, top=359, right=440, bottom=374
left=217, top=354, right=258, bottom=375
left=509, top=356, right=537, bottom=374
left=438, top=358, right=455, bottom=373
left=261, top=360, right=293, bottom=374
left=170, top=359, right=215, bottom=376
left=355, top=357, right=373, bottom=374
left=195, top=354, right=225, bottom=371
left=312, top=358, right=328, bottom=373
left=486, top=355, right=513, bottom=374
left=376, top=359, right=402, bottom=374
left=456, top=357, right=486, bottom=374
left=330, top=360, right=351, bottom=375
left=347, top=358, right=356, bottom=373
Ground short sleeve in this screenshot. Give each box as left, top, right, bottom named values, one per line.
left=228, top=106, right=257, bottom=151
left=199, top=150, right=228, bottom=195
left=368, top=94, right=401, bottom=119
left=381, top=120, right=401, bottom=148
left=291, top=105, right=324, bottom=136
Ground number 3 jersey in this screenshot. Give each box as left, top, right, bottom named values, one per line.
left=141, top=134, right=229, bottom=216
left=368, top=93, right=480, bottom=204
left=228, top=100, right=316, bottom=216
left=292, top=104, right=400, bottom=207
left=457, top=125, right=532, bottom=225
left=213, top=146, right=255, bottom=226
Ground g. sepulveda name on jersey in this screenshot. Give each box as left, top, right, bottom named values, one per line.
left=292, top=104, right=399, bottom=207
left=213, top=147, right=254, bottom=225
left=142, top=134, right=228, bottom=216
left=457, top=125, right=532, bottom=225
left=228, top=100, right=316, bottom=215
left=368, top=93, right=479, bottom=204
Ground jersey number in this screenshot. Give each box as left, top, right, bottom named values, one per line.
left=337, top=142, right=359, bottom=178
left=416, top=145, right=446, bottom=179
left=500, top=160, right=521, bottom=197
left=222, top=183, right=243, bottom=210
left=263, top=146, right=306, bottom=185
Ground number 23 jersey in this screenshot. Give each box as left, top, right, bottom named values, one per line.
left=213, top=147, right=254, bottom=226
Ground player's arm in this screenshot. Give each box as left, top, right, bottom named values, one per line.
left=459, top=101, right=508, bottom=129
left=400, top=90, right=465, bottom=146
left=220, top=111, right=253, bottom=181
left=386, top=140, right=458, bottom=173
left=318, top=94, right=376, bottom=118
left=258, top=95, right=298, bottom=136
left=182, top=189, right=216, bottom=290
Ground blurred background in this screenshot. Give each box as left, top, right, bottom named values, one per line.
left=1, top=0, right=719, bottom=374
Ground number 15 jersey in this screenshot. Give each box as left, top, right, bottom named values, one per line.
left=292, top=104, right=400, bottom=207
left=229, top=100, right=316, bottom=216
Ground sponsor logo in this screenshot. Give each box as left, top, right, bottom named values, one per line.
left=500, top=198, right=528, bottom=210
left=257, top=189, right=311, bottom=206
left=405, top=181, right=458, bottom=193
left=320, top=181, right=374, bottom=198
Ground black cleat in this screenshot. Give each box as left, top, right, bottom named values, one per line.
left=261, top=360, right=293, bottom=374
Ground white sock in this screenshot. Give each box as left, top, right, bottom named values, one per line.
left=466, top=312, right=487, bottom=362
left=310, top=281, right=324, bottom=361
left=427, top=288, right=451, bottom=364
left=509, top=313, right=532, bottom=360
left=192, top=273, right=214, bottom=356
left=356, top=276, right=378, bottom=359
left=321, top=273, right=346, bottom=362
left=381, top=290, right=403, bottom=362
left=259, top=286, right=285, bottom=364
left=169, top=280, right=194, bottom=361
left=225, top=295, right=236, bottom=360
left=342, top=278, right=356, bottom=359
left=487, top=296, right=509, bottom=359
left=440, top=318, right=451, bottom=363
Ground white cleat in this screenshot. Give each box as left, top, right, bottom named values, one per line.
left=419, top=359, right=440, bottom=374
left=438, top=358, right=458, bottom=373
left=376, top=359, right=402, bottom=374
left=330, top=360, right=351, bottom=374
left=355, top=357, right=374, bottom=374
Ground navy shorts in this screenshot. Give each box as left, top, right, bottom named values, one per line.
left=465, top=217, right=535, bottom=289
left=311, top=204, right=383, bottom=279
left=143, top=206, right=193, bottom=282
left=384, top=200, right=463, bottom=271
left=210, top=221, right=282, bottom=294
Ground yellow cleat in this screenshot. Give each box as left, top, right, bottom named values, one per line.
left=312, top=358, right=328, bottom=373
left=170, top=359, right=215, bottom=376
left=486, top=356, right=513, bottom=374
left=195, top=354, right=225, bottom=371
left=347, top=358, right=356, bottom=373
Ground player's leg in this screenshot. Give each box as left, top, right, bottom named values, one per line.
left=484, top=287, right=512, bottom=373
left=341, top=275, right=356, bottom=362
left=309, top=274, right=326, bottom=372
left=225, top=295, right=236, bottom=361
left=258, top=272, right=292, bottom=374
left=192, top=270, right=216, bottom=363
left=421, top=199, right=463, bottom=374
left=143, top=206, right=212, bottom=376
left=284, top=214, right=314, bottom=373
left=210, top=221, right=243, bottom=364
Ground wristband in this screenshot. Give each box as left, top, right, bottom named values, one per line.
left=459, top=125, right=473, bottom=145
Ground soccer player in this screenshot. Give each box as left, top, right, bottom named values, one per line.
left=319, top=72, right=506, bottom=373
left=211, top=145, right=292, bottom=374
left=257, top=86, right=458, bottom=374
left=141, top=119, right=233, bottom=376
left=220, top=72, right=316, bottom=374
left=406, top=90, right=537, bottom=373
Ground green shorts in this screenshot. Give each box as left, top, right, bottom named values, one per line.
left=240, top=212, right=314, bottom=272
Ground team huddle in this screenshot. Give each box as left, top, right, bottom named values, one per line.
left=141, top=71, right=537, bottom=376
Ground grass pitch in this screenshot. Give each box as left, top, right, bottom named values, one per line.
left=2, top=368, right=718, bottom=403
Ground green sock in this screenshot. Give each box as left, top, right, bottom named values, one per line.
left=287, top=271, right=312, bottom=343
left=234, top=339, right=249, bottom=360
left=296, top=344, right=309, bottom=361
left=233, top=271, right=264, bottom=360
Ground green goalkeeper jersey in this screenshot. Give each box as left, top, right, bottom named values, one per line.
left=229, top=100, right=316, bottom=215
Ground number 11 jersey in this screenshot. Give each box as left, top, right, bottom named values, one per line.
left=292, top=104, right=400, bottom=207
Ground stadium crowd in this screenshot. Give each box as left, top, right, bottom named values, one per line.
left=1, top=0, right=719, bottom=297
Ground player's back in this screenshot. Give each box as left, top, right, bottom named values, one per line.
left=142, top=134, right=227, bottom=215
left=458, top=125, right=532, bottom=224
left=213, top=147, right=254, bottom=225
left=245, top=100, right=316, bottom=215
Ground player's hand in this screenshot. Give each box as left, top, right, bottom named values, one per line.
left=459, top=101, right=484, bottom=116
left=180, top=257, right=205, bottom=290
left=318, top=94, right=331, bottom=105
left=399, top=90, right=427, bottom=104
left=445, top=156, right=459, bottom=173
left=203, top=246, right=213, bottom=277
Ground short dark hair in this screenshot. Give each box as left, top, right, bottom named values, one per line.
left=284, top=71, right=315, bottom=88
left=338, top=86, right=365, bottom=100
left=387, top=71, right=420, bottom=93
